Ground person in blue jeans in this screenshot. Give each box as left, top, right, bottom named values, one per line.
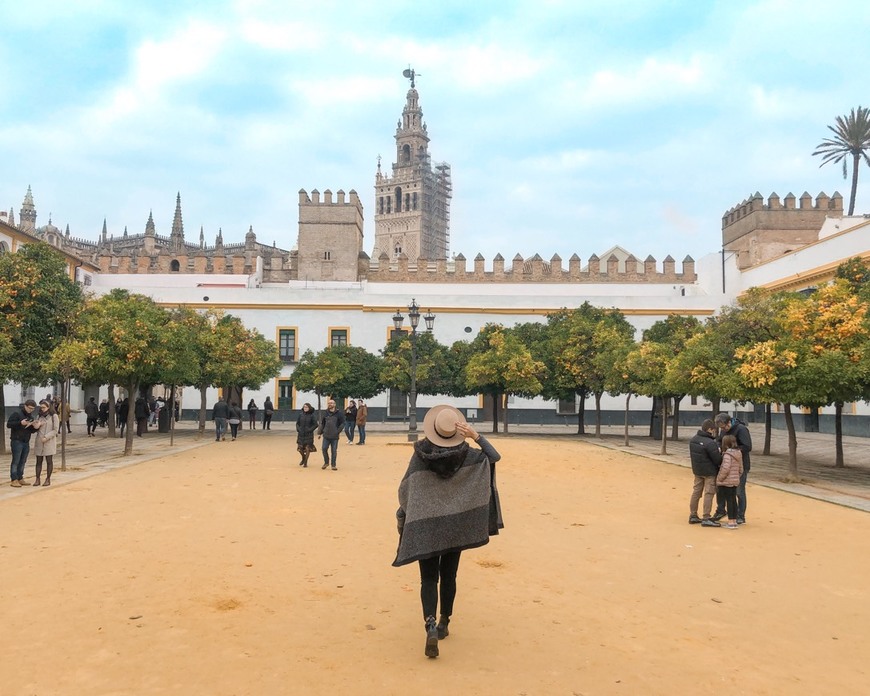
left=317, top=399, right=345, bottom=470
left=8, top=399, right=40, bottom=487
left=356, top=399, right=368, bottom=445
left=712, top=413, right=752, bottom=524
left=212, top=397, right=230, bottom=442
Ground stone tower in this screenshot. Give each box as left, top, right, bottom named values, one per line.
left=373, top=69, right=452, bottom=262
left=19, top=185, right=36, bottom=232
left=297, top=189, right=364, bottom=281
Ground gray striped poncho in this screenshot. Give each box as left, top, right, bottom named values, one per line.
left=393, top=438, right=503, bottom=567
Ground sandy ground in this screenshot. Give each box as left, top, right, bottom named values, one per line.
left=2, top=432, right=869, bottom=696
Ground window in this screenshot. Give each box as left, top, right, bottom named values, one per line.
left=330, top=328, right=348, bottom=347
left=278, top=328, right=297, bottom=363
left=0, top=241, right=9, bottom=254
left=395, top=187, right=403, bottom=212
left=170, top=259, right=180, bottom=272
left=388, top=388, right=407, bottom=417
left=323, top=251, right=331, bottom=261
left=278, top=379, right=293, bottom=409
left=412, top=192, right=418, bottom=210
left=394, top=243, right=402, bottom=257
left=378, top=197, right=384, bottom=214
left=557, top=397, right=576, bottom=415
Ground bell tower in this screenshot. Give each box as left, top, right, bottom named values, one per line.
left=373, top=69, right=451, bottom=263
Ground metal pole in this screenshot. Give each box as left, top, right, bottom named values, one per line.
left=408, top=328, right=418, bottom=441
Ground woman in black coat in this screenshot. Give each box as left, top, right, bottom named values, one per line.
left=247, top=399, right=258, bottom=429
left=295, top=403, right=318, bottom=467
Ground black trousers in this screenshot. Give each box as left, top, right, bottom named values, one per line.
left=418, top=551, right=462, bottom=620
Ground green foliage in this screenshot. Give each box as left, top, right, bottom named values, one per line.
left=293, top=345, right=384, bottom=399
left=465, top=324, right=543, bottom=398
left=380, top=331, right=451, bottom=395
left=0, top=241, right=84, bottom=384
left=813, top=106, right=870, bottom=215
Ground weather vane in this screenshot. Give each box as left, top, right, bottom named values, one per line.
left=402, top=66, right=419, bottom=88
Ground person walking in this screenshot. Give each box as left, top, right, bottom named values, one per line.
left=8, top=399, right=41, bottom=487
left=213, top=397, right=230, bottom=442
left=392, top=404, right=504, bottom=659
left=228, top=401, right=243, bottom=441
left=356, top=399, right=368, bottom=445
left=687, top=418, right=722, bottom=527
left=262, top=397, right=274, bottom=430
left=712, top=413, right=752, bottom=524
left=84, top=396, right=99, bottom=437
left=247, top=399, right=258, bottom=430
left=343, top=399, right=357, bottom=444
left=98, top=399, right=109, bottom=428
left=134, top=395, right=149, bottom=437
left=295, top=403, right=318, bottom=467
left=717, top=434, right=744, bottom=529
left=118, top=398, right=129, bottom=438
left=317, top=399, right=345, bottom=470
left=33, top=400, right=59, bottom=486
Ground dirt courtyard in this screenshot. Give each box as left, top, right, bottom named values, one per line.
left=2, top=431, right=868, bottom=695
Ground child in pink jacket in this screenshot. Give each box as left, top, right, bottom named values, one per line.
left=717, top=434, right=744, bottom=529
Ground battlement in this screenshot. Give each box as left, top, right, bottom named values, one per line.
left=721, top=190, right=843, bottom=268
left=362, top=252, right=696, bottom=284
left=298, top=188, right=361, bottom=207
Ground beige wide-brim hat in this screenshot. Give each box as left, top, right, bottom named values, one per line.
left=423, top=404, right=467, bottom=447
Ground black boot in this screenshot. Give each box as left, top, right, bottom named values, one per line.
left=436, top=615, right=450, bottom=639
left=424, top=616, right=439, bottom=658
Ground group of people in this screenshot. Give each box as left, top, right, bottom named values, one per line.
left=293, top=398, right=368, bottom=470
left=688, top=412, right=751, bottom=529
left=245, top=398, right=275, bottom=430
left=7, top=398, right=60, bottom=488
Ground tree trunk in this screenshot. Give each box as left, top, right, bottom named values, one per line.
left=671, top=395, right=682, bottom=440
left=107, top=384, right=116, bottom=438
left=491, top=393, right=500, bottom=434
left=848, top=152, right=860, bottom=215
left=577, top=392, right=586, bottom=435
left=60, top=377, right=68, bottom=471
left=783, top=403, right=799, bottom=480
left=711, top=397, right=720, bottom=417
left=198, top=385, right=208, bottom=436
left=834, top=401, right=844, bottom=468
left=594, top=391, right=602, bottom=437
left=659, top=398, right=668, bottom=455
left=124, top=381, right=138, bottom=456
left=623, top=393, right=631, bottom=447
left=169, top=384, right=176, bottom=447
left=0, top=386, right=6, bottom=455
left=502, top=394, right=509, bottom=434
left=763, top=403, right=772, bottom=456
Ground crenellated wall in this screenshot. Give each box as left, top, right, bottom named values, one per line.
left=722, top=191, right=843, bottom=269
left=361, top=251, right=696, bottom=283
left=296, top=188, right=364, bottom=282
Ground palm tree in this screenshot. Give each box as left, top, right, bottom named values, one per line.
left=813, top=106, right=870, bottom=216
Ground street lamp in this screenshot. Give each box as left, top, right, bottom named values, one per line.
left=393, top=299, right=436, bottom=441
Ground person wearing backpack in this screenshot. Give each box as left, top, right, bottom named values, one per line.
left=317, top=399, right=346, bottom=470
left=712, top=413, right=752, bottom=525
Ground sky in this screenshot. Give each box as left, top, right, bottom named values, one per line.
left=2, top=0, right=869, bottom=265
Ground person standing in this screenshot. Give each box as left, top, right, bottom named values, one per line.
left=8, top=399, right=41, bottom=487
left=84, top=397, right=99, bottom=437
left=344, top=399, right=357, bottom=443
left=393, top=404, right=503, bottom=659
left=247, top=399, right=258, bottom=429
left=712, top=413, right=752, bottom=524
left=356, top=398, right=368, bottom=445
left=33, top=400, right=59, bottom=486
left=687, top=418, right=722, bottom=527
left=317, top=399, right=345, bottom=470
left=58, top=399, right=71, bottom=434
left=262, top=397, right=274, bottom=430
left=295, top=403, right=318, bottom=467
left=118, top=398, right=129, bottom=438
left=134, top=395, right=149, bottom=437
left=213, top=397, right=230, bottom=442
left=98, top=399, right=109, bottom=428
left=717, top=434, right=744, bottom=529
left=228, top=401, right=243, bottom=441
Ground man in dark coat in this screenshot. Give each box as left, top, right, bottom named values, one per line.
left=212, top=397, right=230, bottom=442
left=688, top=418, right=722, bottom=527
left=712, top=413, right=752, bottom=524
left=317, top=399, right=345, bottom=470
left=8, top=400, right=40, bottom=487
left=134, top=396, right=149, bottom=437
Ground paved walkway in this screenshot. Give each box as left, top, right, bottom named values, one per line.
left=3, top=419, right=870, bottom=512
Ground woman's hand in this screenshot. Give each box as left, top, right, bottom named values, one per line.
left=455, top=422, right=480, bottom=442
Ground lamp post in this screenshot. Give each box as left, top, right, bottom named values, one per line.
left=393, top=299, right=436, bottom=441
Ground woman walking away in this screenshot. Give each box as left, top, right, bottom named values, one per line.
left=393, top=404, right=504, bottom=659
left=717, top=434, right=744, bottom=529
left=296, top=403, right=318, bottom=467
left=228, top=402, right=243, bottom=441
left=247, top=399, right=258, bottom=429
left=33, top=400, right=59, bottom=486
left=344, top=399, right=357, bottom=443
left=262, top=397, right=274, bottom=430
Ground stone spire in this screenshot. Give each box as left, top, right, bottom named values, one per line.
left=123, top=225, right=128, bottom=238
left=101, top=218, right=108, bottom=243
left=145, top=210, right=155, bottom=237
left=170, top=192, right=184, bottom=248
left=245, top=225, right=256, bottom=250
left=216, top=227, right=223, bottom=250
left=199, top=225, right=205, bottom=249
left=19, top=185, right=36, bottom=232
left=7, top=206, right=15, bottom=227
